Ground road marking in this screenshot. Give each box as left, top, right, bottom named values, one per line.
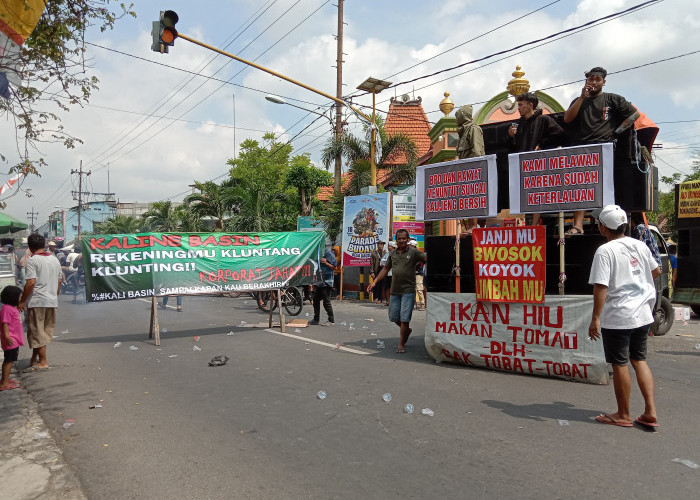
left=138, top=298, right=176, bottom=310
left=264, top=329, right=371, bottom=355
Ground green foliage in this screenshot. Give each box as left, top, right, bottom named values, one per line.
left=94, top=215, right=144, bottom=234
left=141, top=201, right=180, bottom=232
left=318, top=190, right=345, bottom=244
left=649, top=151, right=700, bottom=236
left=1, top=1, right=136, bottom=181
left=284, top=154, right=333, bottom=216
left=184, top=180, right=237, bottom=231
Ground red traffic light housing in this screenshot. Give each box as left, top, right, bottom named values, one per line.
left=151, top=10, right=179, bottom=53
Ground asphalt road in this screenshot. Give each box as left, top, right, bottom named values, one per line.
left=17, top=293, right=700, bottom=499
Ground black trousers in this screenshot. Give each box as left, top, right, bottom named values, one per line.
left=313, top=286, right=334, bottom=323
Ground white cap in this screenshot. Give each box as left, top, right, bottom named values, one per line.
left=408, top=239, right=417, bottom=246
left=388, top=240, right=396, bottom=247
left=595, top=205, right=627, bottom=230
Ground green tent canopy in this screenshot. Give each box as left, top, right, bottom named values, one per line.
left=0, top=212, right=29, bottom=233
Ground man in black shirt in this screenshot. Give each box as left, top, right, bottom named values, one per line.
left=563, top=67, right=639, bottom=235
left=508, top=92, right=564, bottom=225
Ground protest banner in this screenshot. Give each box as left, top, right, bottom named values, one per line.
left=341, top=193, right=390, bottom=266
left=508, top=143, right=614, bottom=214
left=472, top=226, right=546, bottom=303
left=392, top=195, right=424, bottom=251
left=678, top=180, right=700, bottom=218
left=416, top=155, right=498, bottom=221
left=82, top=231, right=325, bottom=303
left=424, top=293, right=608, bottom=384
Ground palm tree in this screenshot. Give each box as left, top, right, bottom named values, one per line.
left=321, top=120, right=418, bottom=195
left=184, top=180, right=236, bottom=231
left=227, top=186, right=293, bottom=232
left=95, top=215, right=144, bottom=234
left=142, top=201, right=180, bottom=232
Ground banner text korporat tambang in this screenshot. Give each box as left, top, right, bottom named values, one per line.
left=82, top=232, right=326, bottom=302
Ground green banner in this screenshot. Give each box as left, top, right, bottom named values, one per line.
left=82, top=232, right=326, bottom=302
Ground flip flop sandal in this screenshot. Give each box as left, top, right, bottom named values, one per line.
left=595, top=414, right=633, bottom=427
left=0, top=380, right=19, bottom=391
left=565, top=227, right=584, bottom=236
left=635, top=416, right=659, bottom=429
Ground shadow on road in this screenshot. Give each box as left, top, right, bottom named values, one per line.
left=482, top=399, right=601, bottom=424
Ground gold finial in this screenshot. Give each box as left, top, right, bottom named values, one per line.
left=507, top=65, right=530, bottom=97
left=439, top=92, right=455, bottom=116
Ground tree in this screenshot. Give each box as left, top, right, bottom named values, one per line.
left=184, top=180, right=236, bottom=231
left=320, top=119, right=418, bottom=195
left=1, top=1, right=135, bottom=185
left=141, top=201, right=180, bottom=232
left=284, top=154, right=333, bottom=216
left=226, top=134, right=298, bottom=232
left=95, top=215, right=143, bottom=234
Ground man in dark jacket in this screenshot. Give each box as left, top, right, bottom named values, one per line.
left=508, top=92, right=564, bottom=225
left=309, top=246, right=337, bottom=326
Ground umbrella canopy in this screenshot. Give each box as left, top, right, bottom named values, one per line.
left=0, top=212, right=29, bottom=233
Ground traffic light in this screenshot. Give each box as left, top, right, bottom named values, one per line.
left=151, top=10, right=179, bottom=53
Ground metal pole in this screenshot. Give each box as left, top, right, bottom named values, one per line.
left=370, top=89, right=377, bottom=188
left=558, top=212, right=565, bottom=295
left=334, top=0, right=344, bottom=193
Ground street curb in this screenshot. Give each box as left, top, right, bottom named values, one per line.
left=0, top=370, right=86, bottom=500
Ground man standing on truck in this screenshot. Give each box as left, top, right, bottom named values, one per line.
left=563, top=67, right=640, bottom=235
left=508, top=91, right=565, bottom=225
left=588, top=205, right=661, bottom=429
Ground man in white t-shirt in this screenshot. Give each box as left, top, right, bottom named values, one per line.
left=19, top=234, right=62, bottom=370
left=588, top=205, right=661, bottom=429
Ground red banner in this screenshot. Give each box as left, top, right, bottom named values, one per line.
left=472, top=226, right=546, bottom=303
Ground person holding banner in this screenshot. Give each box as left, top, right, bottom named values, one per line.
left=508, top=92, right=565, bottom=226
left=367, top=229, right=426, bottom=353
left=456, top=104, right=485, bottom=235
left=588, top=205, right=660, bottom=429
left=563, top=67, right=640, bottom=235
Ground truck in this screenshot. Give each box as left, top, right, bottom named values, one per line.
left=425, top=111, right=675, bottom=333
left=671, top=180, right=700, bottom=316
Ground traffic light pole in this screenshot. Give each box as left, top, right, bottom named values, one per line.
left=176, top=32, right=372, bottom=124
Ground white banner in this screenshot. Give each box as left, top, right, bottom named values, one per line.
left=424, top=293, right=609, bottom=384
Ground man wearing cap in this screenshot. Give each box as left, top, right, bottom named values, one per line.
left=563, top=67, right=640, bottom=236
left=367, top=230, right=426, bottom=353
left=47, top=241, right=58, bottom=256
left=588, top=205, right=660, bottom=429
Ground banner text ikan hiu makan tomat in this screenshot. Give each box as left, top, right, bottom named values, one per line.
left=82, top=232, right=325, bottom=302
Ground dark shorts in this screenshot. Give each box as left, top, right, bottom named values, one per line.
left=3, top=347, right=19, bottom=362
left=601, top=324, right=651, bottom=365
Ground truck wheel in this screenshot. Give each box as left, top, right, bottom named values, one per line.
left=651, top=296, right=673, bottom=336
left=691, top=305, right=700, bottom=317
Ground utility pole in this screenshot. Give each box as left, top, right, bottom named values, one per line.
left=334, top=0, right=344, bottom=193
left=71, top=160, right=91, bottom=243
left=26, top=207, right=38, bottom=233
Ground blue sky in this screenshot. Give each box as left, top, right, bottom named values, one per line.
left=2, top=0, right=698, bottom=224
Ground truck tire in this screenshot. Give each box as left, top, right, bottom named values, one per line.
left=651, top=296, right=673, bottom=336
left=692, top=305, right=700, bottom=317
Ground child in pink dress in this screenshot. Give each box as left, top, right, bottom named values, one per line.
left=1, top=285, right=24, bottom=391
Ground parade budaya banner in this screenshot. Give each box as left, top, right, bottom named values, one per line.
left=392, top=195, right=424, bottom=251
left=472, top=226, right=546, bottom=303
left=425, top=293, right=608, bottom=384
left=508, top=143, right=614, bottom=214
left=341, top=193, right=390, bottom=266
left=678, top=180, right=700, bottom=218
left=415, top=155, right=498, bottom=221
left=82, top=232, right=325, bottom=302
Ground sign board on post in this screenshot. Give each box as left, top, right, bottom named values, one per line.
left=472, top=226, right=546, bottom=303
left=82, top=232, right=325, bottom=302
left=416, top=155, right=498, bottom=221
left=392, top=195, right=424, bottom=251
left=508, top=143, right=614, bottom=214
left=424, top=293, right=608, bottom=385
left=341, top=193, right=390, bottom=266
left=678, top=180, right=700, bottom=218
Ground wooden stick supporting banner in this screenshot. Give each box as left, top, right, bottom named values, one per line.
left=149, top=296, right=161, bottom=346
left=558, top=212, right=565, bottom=295
left=268, top=292, right=274, bottom=328
left=277, top=289, right=286, bottom=333
left=339, top=265, right=344, bottom=301
left=455, top=219, right=461, bottom=293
